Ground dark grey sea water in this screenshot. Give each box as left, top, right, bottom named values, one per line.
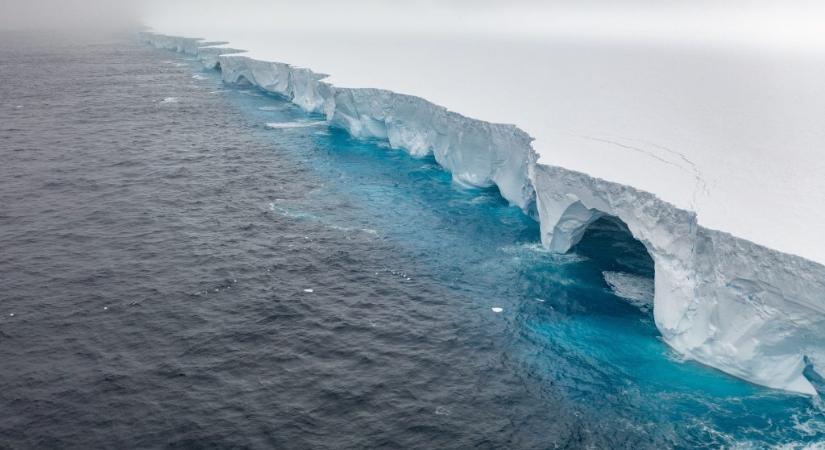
left=1, top=31, right=824, bottom=449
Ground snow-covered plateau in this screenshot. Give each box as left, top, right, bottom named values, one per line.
left=139, top=18, right=825, bottom=395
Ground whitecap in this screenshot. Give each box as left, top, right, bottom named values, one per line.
left=792, top=410, right=825, bottom=436
left=499, top=243, right=589, bottom=264
left=328, top=224, right=379, bottom=236
left=269, top=204, right=317, bottom=220
left=469, top=195, right=495, bottom=204
left=160, top=97, right=179, bottom=103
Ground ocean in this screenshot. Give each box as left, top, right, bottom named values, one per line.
left=1, top=30, right=823, bottom=449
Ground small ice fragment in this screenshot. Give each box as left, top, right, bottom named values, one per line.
left=602, top=271, right=654, bottom=311
left=103, top=306, right=108, bottom=311
left=9, top=313, right=14, bottom=317
left=491, top=307, right=503, bottom=313
left=265, top=121, right=326, bottom=129
left=303, top=288, right=314, bottom=293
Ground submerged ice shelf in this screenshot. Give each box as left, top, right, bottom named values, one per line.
left=140, top=32, right=825, bottom=396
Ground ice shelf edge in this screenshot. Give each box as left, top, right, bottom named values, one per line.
left=139, top=31, right=825, bottom=396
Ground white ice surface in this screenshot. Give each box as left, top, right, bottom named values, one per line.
left=143, top=1, right=825, bottom=264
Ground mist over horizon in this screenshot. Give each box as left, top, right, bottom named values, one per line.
left=0, top=0, right=142, bottom=31
left=2, top=0, right=825, bottom=51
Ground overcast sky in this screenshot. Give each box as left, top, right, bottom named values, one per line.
left=3, top=0, right=825, bottom=51
left=0, top=0, right=142, bottom=30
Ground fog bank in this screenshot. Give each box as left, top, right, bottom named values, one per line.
left=0, top=0, right=140, bottom=31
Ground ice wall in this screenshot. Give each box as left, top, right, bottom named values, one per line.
left=139, top=32, right=825, bottom=396
left=531, top=165, right=825, bottom=395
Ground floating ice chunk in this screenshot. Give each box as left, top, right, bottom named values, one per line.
left=303, top=288, right=314, bottom=293
left=160, top=97, right=178, bottom=103
left=602, top=271, right=654, bottom=311
left=491, top=307, right=503, bottom=313
left=265, top=121, right=326, bottom=129
left=192, top=74, right=208, bottom=80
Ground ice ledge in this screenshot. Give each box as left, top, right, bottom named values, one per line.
left=140, top=31, right=825, bottom=396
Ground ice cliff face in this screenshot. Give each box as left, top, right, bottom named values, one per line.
left=531, top=165, right=825, bottom=395
left=140, top=32, right=825, bottom=396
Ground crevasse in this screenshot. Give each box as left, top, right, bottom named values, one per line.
left=140, top=32, right=825, bottom=396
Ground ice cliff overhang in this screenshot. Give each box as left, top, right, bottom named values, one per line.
left=139, top=31, right=825, bottom=396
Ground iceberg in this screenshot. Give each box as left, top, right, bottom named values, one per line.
left=138, top=23, right=825, bottom=395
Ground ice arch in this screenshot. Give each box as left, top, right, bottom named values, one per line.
left=555, top=206, right=655, bottom=282
left=531, top=164, right=825, bottom=395
left=534, top=164, right=698, bottom=338
left=529, top=164, right=694, bottom=336
left=549, top=201, right=608, bottom=254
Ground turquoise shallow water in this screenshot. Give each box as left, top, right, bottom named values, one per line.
left=1, top=32, right=823, bottom=448
left=202, top=49, right=825, bottom=449
left=200, top=48, right=825, bottom=448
